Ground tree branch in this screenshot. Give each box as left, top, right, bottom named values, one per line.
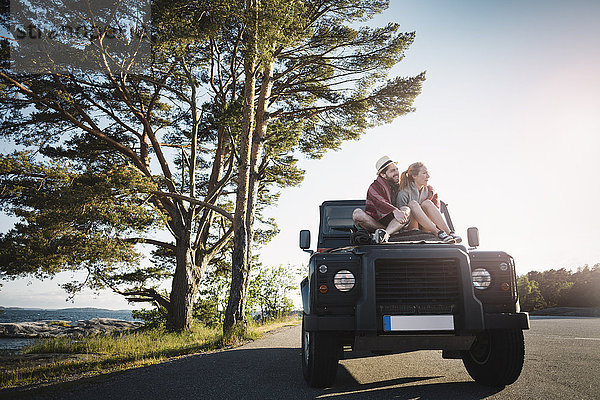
left=123, top=289, right=170, bottom=310
left=153, top=191, right=234, bottom=222
left=124, top=238, right=176, bottom=251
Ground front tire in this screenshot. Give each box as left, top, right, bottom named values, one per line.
left=462, top=329, right=525, bottom=387
left=301, top=314, right=340, bottom=388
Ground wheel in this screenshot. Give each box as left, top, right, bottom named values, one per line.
left=301, top=314, right=340, bottom=388
left=461, top=329, right=525, bottom=387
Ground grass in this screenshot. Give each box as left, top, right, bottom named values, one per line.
left=0, top=315, right=300, bottom=390
left=47, top=321, right=71, bottom=328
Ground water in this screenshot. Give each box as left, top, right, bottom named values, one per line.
left=0, top=337, right=37, bottom=351
left=0, top=307, right=135, bottom=324
left=0, top=307, right=138, bottom=351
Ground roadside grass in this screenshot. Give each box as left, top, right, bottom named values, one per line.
left=0, top=315, right=300, bottom=390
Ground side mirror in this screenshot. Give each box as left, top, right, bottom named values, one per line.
left=467, top=227, right=480, bottom=249
left=299, top=230, right=312, bottom=253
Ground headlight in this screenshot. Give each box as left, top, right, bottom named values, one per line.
left=472, top=268, right=491, bottom=290
left=333, top=270, right=355, bottom=292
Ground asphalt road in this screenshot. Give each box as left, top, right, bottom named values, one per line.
left=4, top=316, right=599, bottom=400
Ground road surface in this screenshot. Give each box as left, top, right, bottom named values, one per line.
left=4, top=316, right=599, bottom=399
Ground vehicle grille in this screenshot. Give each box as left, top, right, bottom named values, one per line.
left=375, top=259, right=461, bottom=315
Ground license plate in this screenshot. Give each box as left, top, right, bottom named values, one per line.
left=383, top=315, right=455, bottom=331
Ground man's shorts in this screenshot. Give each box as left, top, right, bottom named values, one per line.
left=378, top=213, right=394, bottom=227
left=379, top=212, right=409, bottom=230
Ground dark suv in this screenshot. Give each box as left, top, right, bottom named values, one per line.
left=299, top=200, right=529, bottom=388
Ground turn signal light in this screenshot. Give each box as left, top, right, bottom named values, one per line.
left=319, top=284, right=328, bottom=294
left=501, top=282, right=510, bottom=291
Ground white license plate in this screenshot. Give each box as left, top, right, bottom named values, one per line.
left=383, top=315, right=455, bottom=331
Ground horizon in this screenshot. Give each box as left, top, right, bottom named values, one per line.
left=0, top=306, right=133, bottom=311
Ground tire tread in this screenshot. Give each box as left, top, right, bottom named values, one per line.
left=302, top=315, right=340, bottom=388
left=462, top=329, right=525, bottom=387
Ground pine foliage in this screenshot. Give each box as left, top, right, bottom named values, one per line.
left=0, top=0, right=424, bottom=331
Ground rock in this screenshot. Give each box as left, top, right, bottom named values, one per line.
left=0, top=318, right=144, bottom=338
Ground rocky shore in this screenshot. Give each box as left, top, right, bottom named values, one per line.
left=0, top=318, right=144, bottom=338
left=2, top=308, right=597, bottom=339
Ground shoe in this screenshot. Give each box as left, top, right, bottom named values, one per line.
left=449, top=232, right=462, bottom=243
left=373, top=228, right=389, bottom=244
left=438, top=231, right=455, bottom=243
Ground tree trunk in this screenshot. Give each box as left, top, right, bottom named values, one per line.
left=223, top=12, right=257, bottom=333
left=167, top=231, right=199, bottom=332
left=224, top=54, right=274, bottom=335
left=245, top=58, right=274, bottom=265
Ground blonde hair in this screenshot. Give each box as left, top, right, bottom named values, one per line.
left=399, top=162, right=425, bottom=191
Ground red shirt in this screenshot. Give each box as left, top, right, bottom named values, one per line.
left=365, top=176, right=398, bottom=221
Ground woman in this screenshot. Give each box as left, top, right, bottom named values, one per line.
left=396, top=162, right=461, bottom=243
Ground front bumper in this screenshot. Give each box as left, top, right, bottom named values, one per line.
left=484, top=311, right=530, bottom=329
left=304, top=314, right=354, bottom=331
left=303, top=311, right=530, bottom=332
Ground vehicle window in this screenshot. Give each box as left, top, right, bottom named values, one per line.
left=322, top=205, right=359, bottom=235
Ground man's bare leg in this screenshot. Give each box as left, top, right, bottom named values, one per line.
left=385, top=206, right=410, bottom=235
left=385, top=219, right=405, bottom=236
left=352, top=208, right=384, bottom=232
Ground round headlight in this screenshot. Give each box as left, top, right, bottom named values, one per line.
left=333, top=270, right=355, bottom=292
left=472, top=268, right=491, bottom=290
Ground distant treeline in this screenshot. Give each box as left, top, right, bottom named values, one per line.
left=517, top=264, right=600, bottom=311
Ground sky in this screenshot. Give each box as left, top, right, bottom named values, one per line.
left=1, top=0, right=599, bottom=309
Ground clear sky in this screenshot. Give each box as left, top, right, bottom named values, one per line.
left=1, top=0, right=599, bottom=309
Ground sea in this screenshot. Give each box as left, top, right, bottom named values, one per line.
left=0, top=307, right=138, bottom=352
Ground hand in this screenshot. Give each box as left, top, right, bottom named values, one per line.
left=393, top=209, right=409, bottom=224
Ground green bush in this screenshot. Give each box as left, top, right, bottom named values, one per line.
left=132, top=307, right=167, bottom=328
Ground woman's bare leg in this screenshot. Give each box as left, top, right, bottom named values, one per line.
left=407, top=218, right=419, bottom=230
left=422, top=200, right=451, bottom=234
left=407, top=200, right=439, bottom=234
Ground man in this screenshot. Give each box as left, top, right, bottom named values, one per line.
left=352, top=156, right=410, bottom=243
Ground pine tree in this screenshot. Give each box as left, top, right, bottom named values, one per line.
left=220, top=0, right=425, bottom=333
left=1, top=0, right=237, bottom=331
